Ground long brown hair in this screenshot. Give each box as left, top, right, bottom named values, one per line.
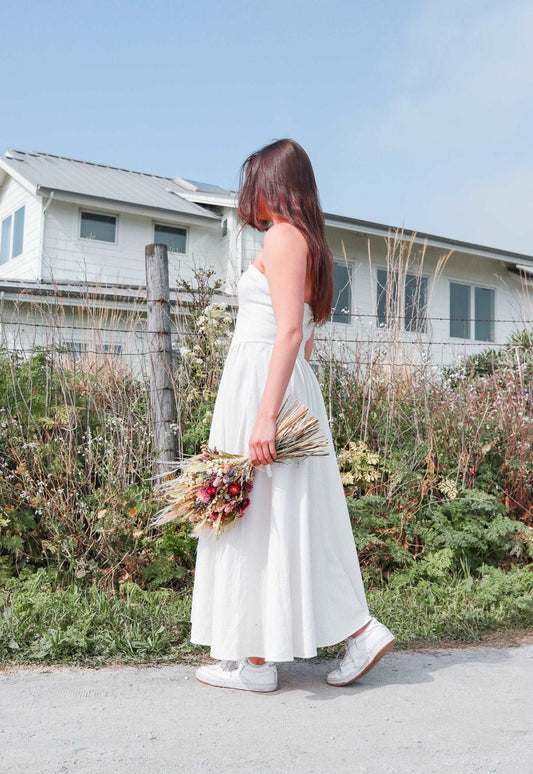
left=237, top=138, right=333, bottom=325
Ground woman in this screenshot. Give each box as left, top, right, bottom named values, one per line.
left=191, top=138, right=396, bottom=691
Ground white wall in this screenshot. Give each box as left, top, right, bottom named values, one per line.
left=0, top=177, right=41, bottom=279
left=240, top=223, right=264, bottom=269
left=41, top=199, right=224, bottom=287
left=0, top=295, right=152, bottom=379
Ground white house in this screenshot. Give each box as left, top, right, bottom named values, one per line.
left=0, top=148, right=532, bottom=373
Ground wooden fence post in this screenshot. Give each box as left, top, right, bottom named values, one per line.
left=145, top=243, right=177, bottom=478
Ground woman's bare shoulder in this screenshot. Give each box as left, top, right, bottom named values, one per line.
left=264, top=222, right=308, bottom=253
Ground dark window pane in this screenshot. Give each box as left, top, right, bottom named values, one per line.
left=12, top=206, right=25, bottom=257
left=376, top=268, right=400, bottom=327
left=474, top=287, right=495, bottom=342
left=221, top=218, right=228, bottom=238
left=66, top=341, right=87, bottom=360
left=450, top=282, right=470, bottom=338
left=405, top=273, right=428, bottom=333
left=102, top=343, right=123, bottom=355
left=332, top=261, right=351, bottom=323
left=80, top=211, right=116, bottom=242
left=154, top=224, right=187, bottom=253
left=0, top=214, right=12, bottom=264
left=377, top=268, right=387, bottom=326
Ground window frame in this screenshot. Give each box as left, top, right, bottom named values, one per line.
left=375, top=265, right=430, bottom=334
left=153, top=221, right=188, bottom=254
left=79, top=208, right=119, bottom=245
left=449, top=279, right=496, bottom=343
left=0, top=205, right=25, bottom=264
left=0, top=213, right=13, bottom=265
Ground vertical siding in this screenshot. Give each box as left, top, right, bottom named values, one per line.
left=0, top=177, right=41, bottom=279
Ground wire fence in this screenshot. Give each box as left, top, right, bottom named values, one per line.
left=1, top=315, right=529, bottom=347
left=1, top=293, right=531, bottom=373
left=2, top=312, right=532, bottom=332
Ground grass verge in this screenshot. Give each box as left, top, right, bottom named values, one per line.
left=1, top=564, right=532, bottom=669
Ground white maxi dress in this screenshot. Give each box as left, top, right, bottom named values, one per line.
left=190, top=263, right=372, bottom=662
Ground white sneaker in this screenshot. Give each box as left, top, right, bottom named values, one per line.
left=327, top=617, right=396, bottom=686
left=195, top=658, right=278, bottom=692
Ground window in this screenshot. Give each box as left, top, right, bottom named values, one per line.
left=377, top=268, right=428, bottom=333
left=102, top=343, right=123, bottom=355
left=0, top=206, right=25, bottom=264
left=65, top=341, right=87, bottom=359
left=13, top=206, right=25, bottom=257
left=450, top=282, right=495, bottom=342
left=154, top=223, right=187, bottom=253
left=0, top=214, right=12, bottom=264
left=221, top=218, right=228, bottom=238
left=450, top=282, right=470, bottom=338
left=332, top=261, right=352, bottom=323
left=404, top=272, right=428, bottom=333
left=65, top=341, right=123, bottom=359
left=80, top=211, right=117, bottom=242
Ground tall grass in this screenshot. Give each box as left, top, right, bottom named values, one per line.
left=0, top=242, right=532, bottom=594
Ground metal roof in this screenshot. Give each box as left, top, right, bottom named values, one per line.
left=0, top=149, right=220, bottom=221
left=181, top=178, right=233, bottom=194
left=324, top=212, right=533, bottom=264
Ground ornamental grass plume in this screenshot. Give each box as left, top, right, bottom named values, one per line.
left=148, top=395, right=330, bottom=537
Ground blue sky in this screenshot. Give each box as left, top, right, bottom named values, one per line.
left=2, top=0, right=532, bottom=254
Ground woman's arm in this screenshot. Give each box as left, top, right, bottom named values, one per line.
left=248, top=223, right=309, bottom=466
left=304, top=327, right=315, bottom=362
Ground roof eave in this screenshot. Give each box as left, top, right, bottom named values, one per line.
left=177, top=190, right=238, bottom=208
left=324, top=212, right=533, bottom=265
left=0, top=277, right=236, bottom=307
left=36, top=186, right=222, bottom=223
left=0, top=157, right=38, bottom=196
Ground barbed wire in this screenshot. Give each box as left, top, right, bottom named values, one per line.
left=0, top=337, right=523, bottom=354
left=1, top=312, right=531, bottom=333
left=0, top=316, right=530, bottom=345
left=0, top=344, right=528, bottom=370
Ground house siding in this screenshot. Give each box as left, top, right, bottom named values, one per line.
left=41, top=199, right=224, bottom=286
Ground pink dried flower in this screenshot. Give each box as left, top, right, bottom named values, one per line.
left=196, top=488, right=212, bottom=504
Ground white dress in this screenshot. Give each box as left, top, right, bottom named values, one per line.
left=190, top=263, right=372, bottom=662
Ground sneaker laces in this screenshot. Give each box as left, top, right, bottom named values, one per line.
left=219, top=660, right=238, bottom=671
left=334, top=635, right=356, bottom=666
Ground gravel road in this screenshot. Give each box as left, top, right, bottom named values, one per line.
left=1, top=639, right=532, bottom=773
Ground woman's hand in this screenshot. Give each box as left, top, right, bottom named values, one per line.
left=249, top=413, right=278, bottom=466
